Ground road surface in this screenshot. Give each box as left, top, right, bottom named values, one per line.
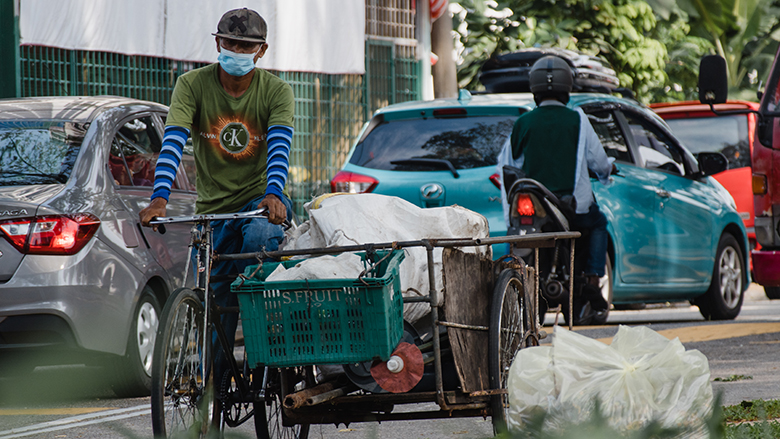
left=0, top=284, right=778, bottom=439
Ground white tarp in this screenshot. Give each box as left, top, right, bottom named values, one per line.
left=19, top=0, right=365, bottom=74
left=281, top=193, right=492, bottom=323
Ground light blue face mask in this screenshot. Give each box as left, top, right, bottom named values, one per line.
left=218, top=47, right=259, bottom=77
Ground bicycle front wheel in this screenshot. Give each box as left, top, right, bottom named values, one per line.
left=151, top=287, right=216, bottom=438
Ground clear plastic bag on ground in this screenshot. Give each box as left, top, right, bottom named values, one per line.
left=507, top=325, right=713, bottom=436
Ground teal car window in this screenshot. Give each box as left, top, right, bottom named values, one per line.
left=663, top=115, right=750, bottom=170
left=585, top=109, right=632, bottom=163
left=624, top=111, right=685, bottom=175
left=349, top=116, right=516, bottom=170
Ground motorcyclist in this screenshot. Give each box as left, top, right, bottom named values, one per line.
left=496, top=55, right=615, bottom=319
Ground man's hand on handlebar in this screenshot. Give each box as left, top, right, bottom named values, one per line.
left=140, top=197, right=168, bottom=232
left=258, top=194, right=287, bottom=225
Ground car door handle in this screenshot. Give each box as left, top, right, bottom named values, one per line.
left=655, top=189, right=671, bottom=198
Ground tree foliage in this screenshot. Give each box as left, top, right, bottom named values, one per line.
left=454, top=0, right=671, bottom=102
left=453, top=0, right=780, bottom=104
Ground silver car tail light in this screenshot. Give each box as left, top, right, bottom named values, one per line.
left=0, top=213, right=100, bottom=255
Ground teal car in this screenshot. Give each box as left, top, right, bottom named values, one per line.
left=331, top=91, right=750, bottom=319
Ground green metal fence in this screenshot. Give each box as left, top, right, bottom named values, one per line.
left=2, top=2, right=422, bottom=219
left=281, top=71, right=367, bottom=213
left=19, top=46, right=205, bottom=103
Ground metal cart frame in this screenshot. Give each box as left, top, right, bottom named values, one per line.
left=218, top=231, right=580, bottom=429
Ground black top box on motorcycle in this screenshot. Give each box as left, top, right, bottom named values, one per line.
left=479, top=48, right=620, bottom=94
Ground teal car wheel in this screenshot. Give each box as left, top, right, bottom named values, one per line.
left=695, top=234, right=745, bottom=320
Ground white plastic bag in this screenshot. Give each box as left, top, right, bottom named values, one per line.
left=506, top=325, right=713, bottom=435
left=265, top=252, right=365, bottom=282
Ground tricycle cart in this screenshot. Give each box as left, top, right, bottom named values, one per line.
left=148, top=210, right=579, bottom=438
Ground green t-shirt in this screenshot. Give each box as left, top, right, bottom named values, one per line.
left=166, top=63, right=294, bottom=214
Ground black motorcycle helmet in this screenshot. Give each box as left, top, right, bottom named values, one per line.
left=529, top=55, right=574, bottom=105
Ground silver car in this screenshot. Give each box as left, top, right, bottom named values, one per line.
left=0, top=96, right=196, bottom=396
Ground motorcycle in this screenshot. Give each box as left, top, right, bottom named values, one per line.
left=502, top=166, right=611, bottom=326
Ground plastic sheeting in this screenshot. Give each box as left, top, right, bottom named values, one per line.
left=507, top=325, right=713, bottom=435
left=19, top=0, right=365, bottom=74
left=282, top=193, right=492, bottom=323
left=265, top=252, right=365, bottom=282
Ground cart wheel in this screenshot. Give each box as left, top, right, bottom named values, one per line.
left=254, top=367, right=310, bottom=439
left=488, top=269, right=529, bottom=435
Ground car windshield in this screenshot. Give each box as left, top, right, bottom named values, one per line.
left=0, top=121, right=88, bottom=186
left=663, top=115, right=750, bottom=169
left=349, top=115, right=516, bottom=170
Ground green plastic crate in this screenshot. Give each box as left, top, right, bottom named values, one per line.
left=232, top=250, right=405, bottom=368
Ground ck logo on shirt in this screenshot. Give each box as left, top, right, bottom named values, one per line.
left=220, top=122, right=251, bottom=154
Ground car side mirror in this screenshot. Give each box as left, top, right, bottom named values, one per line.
left=698, top=55, right=728, bottom=105
left=758, top=115, right=775, bottom=148
left=697, top=152, right=728, bottom=176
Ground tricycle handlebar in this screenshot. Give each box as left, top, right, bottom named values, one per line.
left=149, top=208, right=270, bottom=225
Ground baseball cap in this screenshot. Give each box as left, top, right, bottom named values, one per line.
left=212, top=8, right=267, bottom=43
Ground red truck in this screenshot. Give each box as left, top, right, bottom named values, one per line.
left=699, top=53, right=780, bottom=299
left=650, top=100, right=760, bottom=255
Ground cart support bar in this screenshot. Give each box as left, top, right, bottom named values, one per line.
left=437, top=321, right=489, bottom=332
left=214, top=232, right=580, bottom=261
left=307, top=384, right=358, bottom=406
left=284, top=381, right=339, bottom=409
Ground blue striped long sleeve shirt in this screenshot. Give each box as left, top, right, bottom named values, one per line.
left=152, top=125, right=292, bottom=202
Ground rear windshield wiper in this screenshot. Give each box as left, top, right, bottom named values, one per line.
left=390, top=158, right=460, bottom=178
left=1, top=171, right=67, bottom=183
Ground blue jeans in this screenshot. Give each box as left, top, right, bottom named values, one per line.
left=571, top=203, right=608, bottom=277
left=203, top=194, right=293, bottom=381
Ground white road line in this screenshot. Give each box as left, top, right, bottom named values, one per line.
left=0, top=405, right=150, bottom=439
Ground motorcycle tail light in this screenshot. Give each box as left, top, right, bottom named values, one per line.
left=0, top=213, right=100, bottom=255
left=515, top=194, right=535, bottom=216
left=330, top=171, right=379, bottom=193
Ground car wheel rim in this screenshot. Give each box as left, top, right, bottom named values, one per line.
left=137, top=301, right=159, bottom=377
left=719, top=247, right=741, bottom=309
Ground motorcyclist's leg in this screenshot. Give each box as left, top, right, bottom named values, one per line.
left=587, top=205, right=608, bottom=278
left=570, top=204, right=609, bottom=321
left=573, top=203, right=608, bottom=278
